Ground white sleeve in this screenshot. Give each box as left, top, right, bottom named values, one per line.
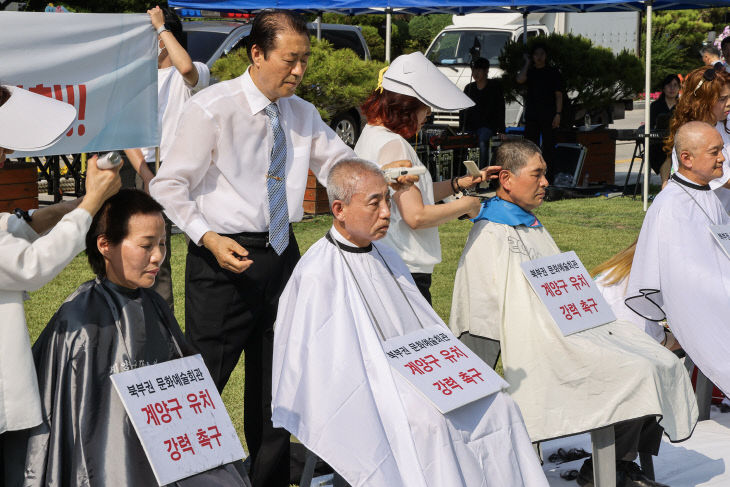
left=376, top=139, right=409, bottom=167
left=191, top=61, right=211, bottom=92
left=149, top=101, right=216, bottom=245
left=0, top=208, right=92, bottom=292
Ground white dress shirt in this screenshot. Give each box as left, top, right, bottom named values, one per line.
left=149, top=67, right=355, bottom=245
left=140, top=62, right=210, bottom=163
left=0, top=208, right=92, bottom=433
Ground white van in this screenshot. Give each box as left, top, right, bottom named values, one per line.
left=424, top=12, right=639, bottom=128
left=424, top=13, right=548, bottom=127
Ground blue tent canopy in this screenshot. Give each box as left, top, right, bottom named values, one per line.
left=170, top=0, right=730, bottom=15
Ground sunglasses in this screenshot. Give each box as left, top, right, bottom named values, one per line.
left=693, top=63, right=725, bottom=96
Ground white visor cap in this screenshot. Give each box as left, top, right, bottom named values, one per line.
left=0, top=85, right=77, bottom=152
left=381, top=52, right=475, bottom=112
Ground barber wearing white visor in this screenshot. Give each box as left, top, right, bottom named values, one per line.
left=0, top=85, right=120, bottom=483
left=354, top=52, right=501, bottom=303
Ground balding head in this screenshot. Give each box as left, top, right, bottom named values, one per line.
left=675, top=121, right=725, bottom=185
left=675, top=121, right=716, bottom=155
left=328, top=158, right=391, bottom=247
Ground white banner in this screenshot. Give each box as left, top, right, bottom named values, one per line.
left=0, top=12, right=158, bottom=157
left=111, top=354, right=246, bottom=486
left=384, top=327, right=508, bottom=413
left=521, top=251, right=616, bottom=335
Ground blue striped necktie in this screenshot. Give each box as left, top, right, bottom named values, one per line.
left=264, top=102, right=289, bottom=255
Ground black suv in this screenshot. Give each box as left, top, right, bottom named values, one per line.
left=183, top=21, right=370, bottom=146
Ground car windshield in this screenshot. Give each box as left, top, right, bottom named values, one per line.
left=426, top=30, right=511, bottom=67
left=186, top=31, right=230, bottom=64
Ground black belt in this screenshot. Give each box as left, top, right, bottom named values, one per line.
left=222, top=224, right=293, bottom=249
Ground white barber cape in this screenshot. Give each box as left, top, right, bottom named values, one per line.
left=450, top=218, right=698, bottom=442
left=272, top=228, right=548, bottom=487
left=0, top=208, right=92, bottom=433
left=628, top=173, right=730, bottom=395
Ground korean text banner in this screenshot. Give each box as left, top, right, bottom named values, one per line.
left=0, top=12, right=158, bottom=157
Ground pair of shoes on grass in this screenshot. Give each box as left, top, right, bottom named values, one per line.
left=576, top=458, right=670, bottom=487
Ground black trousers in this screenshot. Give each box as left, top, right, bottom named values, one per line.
left=185, top=232, right=299, bottom=487
left=410, top=272, right=432, bottom=304
left=524, top=118, right=557, bottom=183
left=1, top=429, right=27, bottom=487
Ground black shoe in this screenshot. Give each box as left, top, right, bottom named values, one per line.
left=576, top=458, right=594, bottom=487
left=617, top=461, right=670, bottom=487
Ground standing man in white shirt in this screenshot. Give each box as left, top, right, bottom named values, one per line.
left=124, top=5, right=210, bottom=309
left=149, top=10, right=354, bottom=487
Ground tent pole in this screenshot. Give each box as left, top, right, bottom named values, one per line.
left=643, top=1, right=652, bottom=211
left=316, top=13, right=321, bottom=41
left=385, top=9, right=392, bottom=62
left=523, top=11, right=528, bottom=44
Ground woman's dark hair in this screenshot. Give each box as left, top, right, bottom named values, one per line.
left=246, top=10, right=308, bottom=60
left=86, top=189, right=164, bottom=277
left=361, top=89, right=428, bottom=140
left=0, top=85, right=10, bottom=107
left=161, top=6, right=186, bottom=49
left=657, top=74, right=680, bottom=102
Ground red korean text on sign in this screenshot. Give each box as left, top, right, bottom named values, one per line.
left=580, top=298, right=598, bottom=314
left=187, top=389, right=216, bottom=414
left=164, top=433, right=195, bottom=461
left=570, top=274, right=591, bottom=291
left=459, top=368, right=485, bottom=384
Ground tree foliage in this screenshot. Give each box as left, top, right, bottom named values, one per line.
left=640, top=10, right=714, bottom=90
left=499, top=33, right=643, bottom=116
left=211, top=37, right=386, bottom=122
left=407, top=14, right=452, bottom=52
left=319, top=13, right=451, bottom=61
left=24, top=0, right=152, bottom=12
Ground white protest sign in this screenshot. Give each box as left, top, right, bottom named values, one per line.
left=520, top=250, right=616, bottom=336
left=0, top=12, right=158, bottom=157
left=384, top=327, right=508, bottom=414
left=709, top=224, right=730, bottom=260
left=111, top=354, right=246, bottom=486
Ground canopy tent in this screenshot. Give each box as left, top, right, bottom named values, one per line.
left=171, top=0, right=730, bottom=208
left=171, top=0, right=730, bottom=14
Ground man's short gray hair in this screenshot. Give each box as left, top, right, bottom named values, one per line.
left=326, top=158, right=385, bottom=205
left=495, top=139, right=542, bottom=177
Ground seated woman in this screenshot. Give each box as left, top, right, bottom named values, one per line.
left=21, top=189, right=248, bottom=486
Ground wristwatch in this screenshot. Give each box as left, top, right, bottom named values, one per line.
left=13, top=208, right=32, bottom=222
left=156, top=25, right=169, bottom=36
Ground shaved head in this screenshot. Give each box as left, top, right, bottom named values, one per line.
left=675, top=121, right=717, bottom=157
left=675, top=120, right=725, bottom=185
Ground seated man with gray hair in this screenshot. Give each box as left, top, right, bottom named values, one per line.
left=271, top=158, right=549, bottom=486
left=450, top=140, right=698, bottom=487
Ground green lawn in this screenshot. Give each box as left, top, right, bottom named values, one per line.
left=23, top=195, right=648, bottom=451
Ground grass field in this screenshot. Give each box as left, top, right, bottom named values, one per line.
left=23, top=195, right=648, bottom=451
